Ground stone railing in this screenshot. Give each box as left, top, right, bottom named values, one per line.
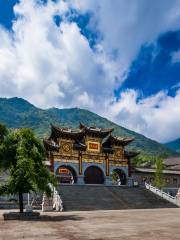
left=145, top=182, right=180, bottom=207
left=0, top=184, right=63, bottom=212
left=42, top=184, right=63, bottom=212
left=53, top=188, right=63, bottom=211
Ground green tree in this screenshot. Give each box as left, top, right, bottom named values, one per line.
left=154, top=157, right=165, bottom=189
left=111, top=171, right=119, bottom=183
left=132, top=153, right=158, bottom=167
left=0, top=123, right=8, bottom=143
left=0, top=123, right=8, bottom=176
left=0, top=125, right=56, bottom=213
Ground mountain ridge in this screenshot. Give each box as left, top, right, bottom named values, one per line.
left=165, top=138, right=180, bottom=153
left=0, top=97, right=178, bottom=157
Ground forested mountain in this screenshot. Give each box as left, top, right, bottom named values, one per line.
left=165, top=138, right=180, bottom=153
left=0, top=97, right=178, bottom=157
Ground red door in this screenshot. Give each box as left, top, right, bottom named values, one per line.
left=84, top=166, right=104, bottom=184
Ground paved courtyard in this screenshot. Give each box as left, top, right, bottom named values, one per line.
left=0, top=208, right=180, bottom=240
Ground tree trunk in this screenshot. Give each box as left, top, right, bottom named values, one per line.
left=19, top=192, right=23, bottom=213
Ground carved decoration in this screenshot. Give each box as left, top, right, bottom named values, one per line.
left=60, top=140, right=72, bottom=154
left=110, top=163, right=127, bottom=167
left=56, top=159, right=79, bottom=163
left=114, top=147, right=124, bottom=159
left=83, top=159, right=103, bottom=164
left=53, top=135, right=129, bottom=168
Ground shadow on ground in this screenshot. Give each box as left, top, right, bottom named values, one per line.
left=16, top=214, right=84, bottom=222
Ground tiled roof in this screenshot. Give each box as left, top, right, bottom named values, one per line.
left=79, top=123, right=113, bottom=137
left=103, top=135, right=134, bottom=146
left=50, top=124, right=85, bottom=139
left=134, top=167, right=180, bottom=175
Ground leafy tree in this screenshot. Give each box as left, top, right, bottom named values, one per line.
left=0, top=123, right=8, bottom=174
left=111, top=171, right=119, bottom=183
left=0, top=123, right=8, bottom=143
left=154, top=157, right=165, bottom=189
left=0, top=125, right=56, bottom=213
left=132, top=153, right=168, bottom=168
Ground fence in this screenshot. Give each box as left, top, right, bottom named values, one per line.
left=145, top=182, right=180, bottom=207
left=0, top=187, right=63, bottom=211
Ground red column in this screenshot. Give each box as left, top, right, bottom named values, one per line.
left=79, top=151, right=83, bottom=175
left=49, top=152, right=54, bottom=173
left=128, top=157, right=131, bottom=177
left=106, top=154, right=109, bottom=176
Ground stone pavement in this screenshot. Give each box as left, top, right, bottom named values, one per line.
left=0, top=208, right=180, bottom=240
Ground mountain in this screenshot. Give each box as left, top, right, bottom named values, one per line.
left=0, top=97, right=178, bottom=157
left=165, top=138, right=180, bottom=153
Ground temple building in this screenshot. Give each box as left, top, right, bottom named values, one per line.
left=44, top=123, right=138, bottom=185
left=132, top=157, right=180, bottom=188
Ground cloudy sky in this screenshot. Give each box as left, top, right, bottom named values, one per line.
left=0, top=0, right=180, bottom=143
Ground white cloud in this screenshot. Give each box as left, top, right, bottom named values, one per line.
left=0, top=0, right=117, bottom=109
left=172, top=50, right=180, bottom=63
left=70, top=0, right=180, bottom=78
left=104, top=89, right=180, bottom=143
left=0, top=0, right=180, bottom=142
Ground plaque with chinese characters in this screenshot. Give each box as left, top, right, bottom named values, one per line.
left=87, top=141, right=100, bottom=153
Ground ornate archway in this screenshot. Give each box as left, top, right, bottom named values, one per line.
left=111, top=168, right=127, bottom=185
left=56, top=165, right=77, bottom=184
left=84, top=166, right=104, bottom=184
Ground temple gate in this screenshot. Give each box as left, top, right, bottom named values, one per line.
left=44, top=123, right=138, bottom=186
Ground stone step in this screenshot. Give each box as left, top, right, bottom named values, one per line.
left=57, top=185, right=176, bottom=211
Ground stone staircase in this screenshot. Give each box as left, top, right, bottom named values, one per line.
left=57, top=185, right=176, bottom=211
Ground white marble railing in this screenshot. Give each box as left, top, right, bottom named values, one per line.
left=145, top=182, right=180, bottom=207
left=42, top=184, right=63, bottom=212
left=53, top=188, right=63, bottom=211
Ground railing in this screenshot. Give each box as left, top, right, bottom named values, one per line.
left=41, top=187, right=63, bottom=212
left=0, top=186, right=63, bottom=211
left=53, top=188, right=63, bottom=211
left=145, top=182, right=180, bottom=207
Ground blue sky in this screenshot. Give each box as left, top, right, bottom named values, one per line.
left=0, top=0, right=18, bottom=28
left=0, top=0, right=180, bottom=142
left=119, top=31, right=180, bottom=98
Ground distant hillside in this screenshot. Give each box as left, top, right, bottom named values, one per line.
left=0, top=97, right=178, bottom=157
left=165, top=138, right=180, bottom=153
